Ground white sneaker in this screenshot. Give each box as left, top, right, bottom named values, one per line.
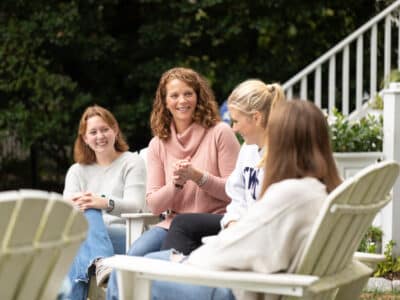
left=95, top=258, right=112, bottom=287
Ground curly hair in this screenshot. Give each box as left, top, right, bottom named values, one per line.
left=74, top=105, right=129, bottom=164
left=150, top=67, right=221, bottom=140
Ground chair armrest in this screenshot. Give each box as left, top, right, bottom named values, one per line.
left=354, top=251, right=385, bottom=269
left=121, top=213, right=160, bottom=251
left=103, top=256, right=375, bottom=300
left=121, top=213, right=159, bottom=220
left=103, top=255, right=319, bottom=300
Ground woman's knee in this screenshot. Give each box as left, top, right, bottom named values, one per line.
left=145, top=249, right=172, bottom=261
left=127, top=227, right=168, bottom=256
left=169, top=214, right=208, bottom=236
left=170, top=214, right=192, bottom=229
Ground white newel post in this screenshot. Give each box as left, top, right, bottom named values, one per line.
left=382, top=82, right=400, bottom=256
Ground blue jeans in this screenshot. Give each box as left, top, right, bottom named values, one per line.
left=107, top=223, right=126, bottom=255
left=148, top=250, right=235, bottom=300
left=106, top=226, right=168, bottom=300
left=107, top=249, right=235, bottom=300
left=66, top=209, right=126, bottom=300
left=152, top=280, right=235, bottom=300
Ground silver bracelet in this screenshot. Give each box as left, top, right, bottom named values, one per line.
left=197, top=172, right=208, bottom=187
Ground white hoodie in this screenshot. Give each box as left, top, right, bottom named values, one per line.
left=220, top=144, right=265, bottom=228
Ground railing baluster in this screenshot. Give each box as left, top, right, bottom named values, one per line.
left=356, top=35, right=364, bottom=111
left=287, top=87, right=293, bottom=100
left=342, top=46, right=350, bottom=115
left=314, top=67, right=322, bottom=108
left=300, top=77, right=307, bottom=99
left=398, top=19, right=400, bottom=70
left=385, top=15, right=391, bottom=80
left=329, top=56, right=336, bottom=113
left=370, top=24, right=378, bottom=101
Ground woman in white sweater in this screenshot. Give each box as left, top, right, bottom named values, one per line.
left=160, top=79, right=285, bottom=254
left=149, top=99, right=342, bottom=300
left=63, top=105, right=145, bottom=300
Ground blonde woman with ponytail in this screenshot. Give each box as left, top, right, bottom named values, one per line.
left=220, top=80, right=283, bottom=228
left=157, top=79, right=285, bottom=255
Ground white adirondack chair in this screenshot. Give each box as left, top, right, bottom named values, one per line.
left=104, top=160, right=400, bottom=300
left=0, top=189, right=87, bottom=300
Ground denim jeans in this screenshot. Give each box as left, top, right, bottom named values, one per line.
left=107, top=248, right=235, bottom=300
left=152, top=280, right=235, bottom=300
left=107, top=223, right=126, bottom=255
left=65, top=209, right=125, bottom=300
left=106, top=226, right=168, bottom=300
left=148, top=250, right=235, bottom=300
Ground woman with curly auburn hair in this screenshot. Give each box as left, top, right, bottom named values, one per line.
left=150, top=67, right=221, bottom=139
left=134, top=66, right=239, bottom=252
left=106, top=67, right=240, bottom=300
left=62, top=105, right=146, bottom=299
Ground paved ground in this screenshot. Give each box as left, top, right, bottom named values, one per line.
left=361, top=294, right=400, bottom=299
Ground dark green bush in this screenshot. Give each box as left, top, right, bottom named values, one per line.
left=359, top=226, right=383, bottom=254
left=374, top=241, right=400, bottom=280
left=330, top=109, right=383, bottom=152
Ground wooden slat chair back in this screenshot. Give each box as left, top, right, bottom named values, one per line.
left=0, top=189, right=87, bottom=300
left=284, top=160, right=400, bottom=300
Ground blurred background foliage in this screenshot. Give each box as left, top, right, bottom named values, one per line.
left=0, top=0, right=392, bottom=191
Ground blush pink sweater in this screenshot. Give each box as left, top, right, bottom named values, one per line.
left=146, top=122, right=240, bottom=228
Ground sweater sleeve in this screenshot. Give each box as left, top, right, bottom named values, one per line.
left=199, top=123, right=240, bottom=201
left=63, top=164, right=84, bottom=200
left=145, top=138, right=182, bottom=215
left=110, top=154, right=147, bottom=216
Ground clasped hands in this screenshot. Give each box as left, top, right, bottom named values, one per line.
left=173, top=157, right=202, bottom=189
left=69, top=192, right=108, bottom=212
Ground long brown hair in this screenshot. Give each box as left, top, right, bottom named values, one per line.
left=261, top=100, right=341, bottom=195
left=74, top=105, right=129, bottom=164
left=150, top=67, right=221, bottom=140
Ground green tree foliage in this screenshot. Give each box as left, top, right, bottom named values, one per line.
left=0, top=0, right=383, bottom=191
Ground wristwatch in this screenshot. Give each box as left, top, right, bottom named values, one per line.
left=106, top=198, right=115, bottom=213
left=197, top=172, right=208, bottom=187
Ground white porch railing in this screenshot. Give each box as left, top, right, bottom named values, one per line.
left=283, top=0, right=400, bottom=116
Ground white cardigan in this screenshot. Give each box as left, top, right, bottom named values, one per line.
left=187, top=177, right=328, bottom=300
